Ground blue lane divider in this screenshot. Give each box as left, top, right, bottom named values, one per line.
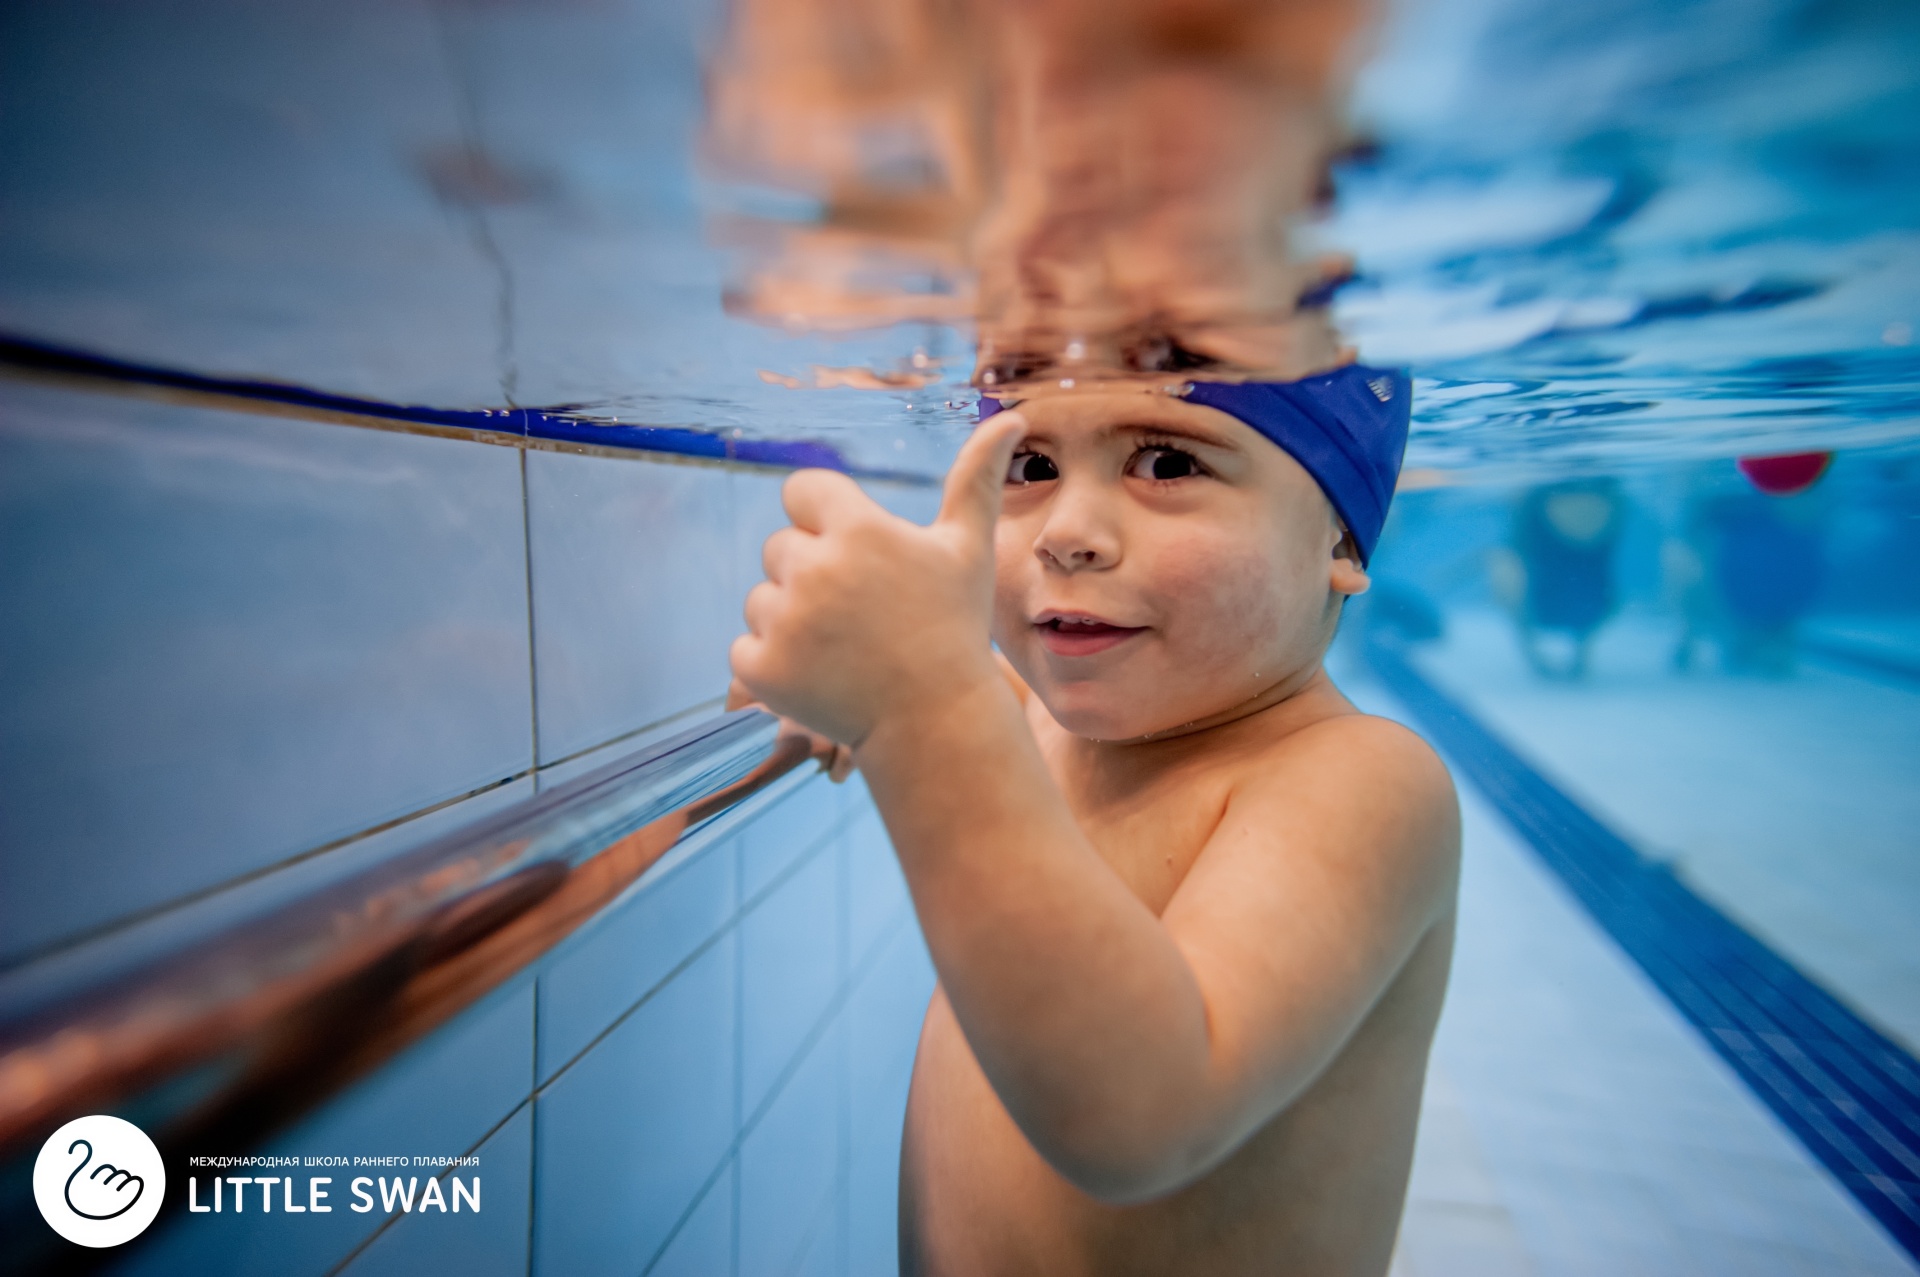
left=0, top=332, right=938, bottom=485
left=1801, top=634, right=1920, bottom=690
left=1364, top=638, right=1920, bottom=1262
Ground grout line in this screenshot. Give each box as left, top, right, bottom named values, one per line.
left=733, top=836, right=746, bottom=1277
left=1, top=704, right=739, bottom=979
left=0, top=343, right=940, bottom=487
left=534, top=696, right=726, bottom=777
left=520, top=447, right=542, bottom=770
left=321, top=1091, right=534, bottom=1276
left=534, top=800, right=859, bottom=1095
left=527, top=979, right=542, bottom=1276
left=641, top=904, right=911, bottom=1276
left=0, top=770, right=532, bottom=976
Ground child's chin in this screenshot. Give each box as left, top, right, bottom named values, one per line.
left=1040, top=692, right=1174, bottom=743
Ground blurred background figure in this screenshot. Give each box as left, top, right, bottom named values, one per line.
left=1668, top=465, right=1828, bottom=676
left=1488, top=478, right=1624, bottom=679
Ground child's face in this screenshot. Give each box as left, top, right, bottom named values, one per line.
left=991, top=392, right=1368, bottom=741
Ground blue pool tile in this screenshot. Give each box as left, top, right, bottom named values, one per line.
left=110, top=976, right=535, bottom=1277
left=846, top=925, right=935, bottom=1277
left=0, top=5, right=503, bottom=404
left=0, top=776, right=534, bottom=1022
left=526, top=451, right=737, bottom=765
left=336, top=1102, right=532, bottom=1277
left=862, top=481, right=941, bottom=525
left=741, top=843, right=842, bottom=1114
left=740, top=772, right=845, bottom=900
left=741, top=1014, right=845, bottom=1277
left=536, top=834, right=737, bottom=1083
left=0, top=381, right=532, bottom=966
left=534, top=941, right=736, bottom=1277
left=647, top=1159, right=735, bottom=1277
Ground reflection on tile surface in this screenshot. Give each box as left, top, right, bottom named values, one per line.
left=535, top=941, right=735, bottom=1277
left=741, top=841, right=842, bottom=1114
left=740, top=772, right=843, bottom=899
left=0, top=381, right=531, bottom=964
left=0, top=3, right=504, bottom=403
left=0, top=776, right=535, bottom=1023
left=537, top=835, right=736, bottom=1083
left=110, top=977, right=535, bottom=1277
left=527, top=451, right=736, bottom=764
left=340, top=1104, right=533, bottom=1277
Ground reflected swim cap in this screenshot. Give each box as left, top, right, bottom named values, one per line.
left=979, top=364, right=1411, bottom=564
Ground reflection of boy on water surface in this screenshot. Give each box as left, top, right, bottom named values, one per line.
left=717, top=2, right=1459, bottom=1273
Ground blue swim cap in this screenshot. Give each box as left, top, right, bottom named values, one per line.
left=979, top=363, right=1411, bottom=563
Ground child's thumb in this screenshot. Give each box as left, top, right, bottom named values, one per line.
left=935, top=413, right=1024, bottom=542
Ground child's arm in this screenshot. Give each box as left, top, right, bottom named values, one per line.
left=730, top=420, right=1457, bottom=1203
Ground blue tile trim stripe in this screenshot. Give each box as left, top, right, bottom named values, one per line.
left=1364, top=637, right=1920, bottom=1261
left=0, top=332, right=938, bottom=484
left=1801, top=635, right=1920, bottom=690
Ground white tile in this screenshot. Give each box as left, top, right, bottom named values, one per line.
left=337, top=1103, right=532, bottom=1277
left=534, top=941, right=735, bottom=1277
left=0, top=381, right=532, bottom=965
left=536, top=834, right=737, bottom=1083
left=112, top=976, right=535, bottom=1277
left=742, top=844, right=842, bottom=1113
left=648, top=1160, right=735, bottom=1277
left=526, top=451, right=737, bottom=764
left=741, top=1015, right=844, bottom=1277
left=740, top=773, right=845, bottom=900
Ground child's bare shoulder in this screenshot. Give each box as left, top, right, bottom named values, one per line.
left=1214, top=709, right=1459, bottom=904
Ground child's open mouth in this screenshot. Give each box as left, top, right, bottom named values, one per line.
left=1034, top=612, right=1147, bottom=657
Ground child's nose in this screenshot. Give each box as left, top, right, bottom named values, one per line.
left=1032, top=486, right=1120, bottom=571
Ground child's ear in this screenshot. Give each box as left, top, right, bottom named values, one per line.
left=1330, top=529, right=1370, bottom=597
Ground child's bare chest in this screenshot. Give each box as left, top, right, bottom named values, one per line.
left=1042, top=750, right=1238, bottom=915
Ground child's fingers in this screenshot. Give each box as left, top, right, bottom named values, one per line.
left=727, top=634, right=769, bottom=701
left=742, top=580, right=782, bottom=637
left=761, top=525, right=808, bottom=584
left=723, top=676, right=758, bottom=713
left=935, top=413, right=1025, bottom=542
left=826, top=743, right=856, bottom=783
left=782, top=467, right=869, bottom=534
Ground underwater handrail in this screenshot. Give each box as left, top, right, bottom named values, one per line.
left=0, top=708, right=830, bottom=1165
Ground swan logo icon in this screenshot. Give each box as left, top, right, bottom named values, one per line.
left=33, top=1115, right=166, bottom=1247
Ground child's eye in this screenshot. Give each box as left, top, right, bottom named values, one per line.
left=1127, top=446, right=1201, bottom=482
left=1006, top=451, right=1059, bottom=485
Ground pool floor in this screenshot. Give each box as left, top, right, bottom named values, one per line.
left=1339, top=619, right=1920, bottom=1274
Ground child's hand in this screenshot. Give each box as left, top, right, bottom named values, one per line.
left=723, top=683, right=857, bottom=782
left=729, top=415, right=1026, bottom=749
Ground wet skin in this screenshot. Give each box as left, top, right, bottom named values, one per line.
left=731, top=392, right=1459, bottom=1276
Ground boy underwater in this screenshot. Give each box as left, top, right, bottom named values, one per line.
left=728, top=365, right=1459, bottom=1275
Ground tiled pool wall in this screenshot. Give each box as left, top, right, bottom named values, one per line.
left=0, top=375, right=939, bottom=1276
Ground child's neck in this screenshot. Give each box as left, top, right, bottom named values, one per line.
left=1091, top=661, right=1356, bottom=752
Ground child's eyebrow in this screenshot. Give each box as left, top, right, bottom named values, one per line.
left=1111, top=419, right=1241, bottom=450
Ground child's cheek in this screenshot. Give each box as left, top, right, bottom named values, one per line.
left=1147, top=528, right=1285, bottom=660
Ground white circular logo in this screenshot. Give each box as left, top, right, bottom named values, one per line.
left=32, top=1115, right=166, bottom=1248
